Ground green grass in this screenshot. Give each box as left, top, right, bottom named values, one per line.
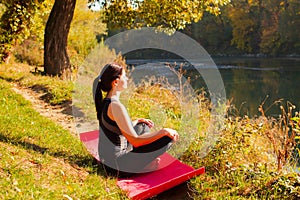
left=0, top=78, right=125, bottom=199
left=0, top=63, right=73, bottom=105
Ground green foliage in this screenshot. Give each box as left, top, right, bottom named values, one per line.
left=230, top=0, right=300, bottom=55
left=12, top=0, right=53, bottom=66
left=188, top=0, right=300, bottom=55
left=277, top=0, right=300, bottom=55
left=97, top=0, right=230, bottom=31
left=68, top=0, right=107, bottom=67
left=259, top=100, right=300, bottom=171
left=14, top=37, right=44, bottom=66
left=2, top=0, right=107, bottom=70
left=187, top=12, right=233, bottom=54
left=0, top=1, right=49, bottom=63
left=185, top=113, right=300, bottom=199
left=0, top=63, right=73, bottom=105
left=226, top=0, right=261, bottom=53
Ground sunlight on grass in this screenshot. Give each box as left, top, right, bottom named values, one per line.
left=0, top=63, right=73, bottom=105
left=0, top=79, right=125, bottom=199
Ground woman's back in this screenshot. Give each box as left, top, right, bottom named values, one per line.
left=98, top=98, right=133, bottom=166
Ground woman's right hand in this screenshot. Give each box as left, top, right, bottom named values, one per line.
left=162, top=128, right=179, bottom=142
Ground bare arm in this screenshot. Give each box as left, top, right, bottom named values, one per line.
left=132, top=118, right=154, bottom=128
left=109, top=101, right=178, bottom=147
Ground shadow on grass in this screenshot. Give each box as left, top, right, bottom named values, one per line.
left=0, top=132, right=196, bottom=198
left=0, top=132, right=107, bottom=177
left=28, top=83, right=80, bottom=117
left=0, top=75, right=25, bottom=83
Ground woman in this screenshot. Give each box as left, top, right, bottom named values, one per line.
left=94, top=62, right=179, bottom=177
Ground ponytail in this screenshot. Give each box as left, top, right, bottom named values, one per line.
left=94, top=78, right=103, bottom=121
left=93, top=62, right=124, bottom=121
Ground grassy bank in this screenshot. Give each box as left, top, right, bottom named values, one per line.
left=1, top=62, right=300, bottom=199
left=0, top=63, right=73, bottom=105
left=0, top=65, right=124, bottom=199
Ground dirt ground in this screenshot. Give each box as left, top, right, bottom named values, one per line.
left=11, top=83, right=77, bottom=137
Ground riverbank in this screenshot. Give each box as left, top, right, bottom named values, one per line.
left=1, top=62, right=299, bottom=199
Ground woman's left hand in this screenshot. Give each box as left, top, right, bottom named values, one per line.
left=138, top=118, right=154, bottom=128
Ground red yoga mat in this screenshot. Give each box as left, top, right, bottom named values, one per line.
left=80, top=130, right=205, bottom=200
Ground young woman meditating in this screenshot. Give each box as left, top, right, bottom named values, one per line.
left=94, top=62, right=179, bottom=177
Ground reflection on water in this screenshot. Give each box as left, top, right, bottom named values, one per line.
left=180, top=58, right=300, bottom=116
left=127, top=57, right=300, bottom=117
left=214, top=57, right=300, bottom=117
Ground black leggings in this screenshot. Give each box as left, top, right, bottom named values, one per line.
left=132, top=122, right=173, bottom=153
left=102, top=123, right=173, bottom=177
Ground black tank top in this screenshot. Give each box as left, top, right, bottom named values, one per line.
left=98, top=98, right=133, bottom=165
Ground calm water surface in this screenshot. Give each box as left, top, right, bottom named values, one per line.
left=128, top=57, right=300, bottom=117
left=213, top=57, right=300, bottom=116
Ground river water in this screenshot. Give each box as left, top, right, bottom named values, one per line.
left=127, top=57, right=300, bottom=117
left=213, top=57, right=300, bottom=117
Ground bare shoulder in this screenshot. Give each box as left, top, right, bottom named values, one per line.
left=110, top=100, right=126, bottom=111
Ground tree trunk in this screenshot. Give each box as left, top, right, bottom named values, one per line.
left=44, top=0, right=76, bottom=78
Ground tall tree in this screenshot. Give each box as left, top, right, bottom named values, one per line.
left=44, top=0, right=76, bottom=78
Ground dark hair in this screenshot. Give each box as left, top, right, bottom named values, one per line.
left=94, top=63, right=124, bottom=120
